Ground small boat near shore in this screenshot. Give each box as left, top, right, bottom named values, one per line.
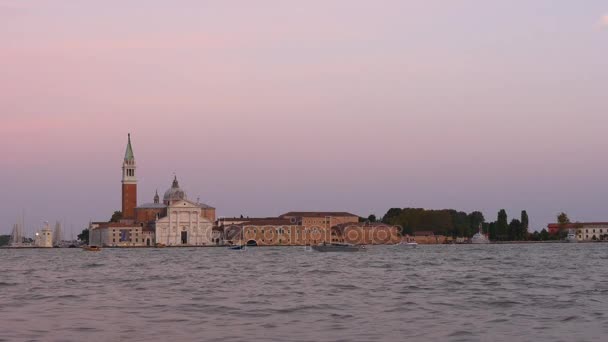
left=399, top=241, right=418, bottom=247
left=82, top=246, right=102, bottom=252
left=312, top=243, right=366, bottom=252
left=228, top=245, right=245, bottom=250
left=566, top=229, right=578, bottom=243
left=470, top=224, right=490, bottom=244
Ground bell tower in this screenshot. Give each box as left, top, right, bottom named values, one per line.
left=121, top=133, right=137, bottom=220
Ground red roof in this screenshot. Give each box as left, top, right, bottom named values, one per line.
left=280, top=211, right=359, bottom=218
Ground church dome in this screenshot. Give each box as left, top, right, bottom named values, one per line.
left=163, top=176, right=186, bottom=203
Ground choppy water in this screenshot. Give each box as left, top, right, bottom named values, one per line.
left=1, top=244, right=607, bottom=342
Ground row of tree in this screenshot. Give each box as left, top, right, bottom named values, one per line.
left=483, top=210, right=529, bottom=241
left=381, top=208, right=485, bottom=237
left=381, top=207, right=530, bottom=240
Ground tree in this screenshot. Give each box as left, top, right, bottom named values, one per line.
left=508, top=219, right=522, bottom=241
left=468, top=211, right=485, bottom=236
left=382, top=208, right=403, bottom=224
left=110, top=211, right=123, bottom=222
left=0, top=235, right=10, bottom=247
left=496, top=210, right=509, bottom=241
left=487, top=222, right=497, bottom=240
left=367, top=214, right=377, bottom=223
left=539, top=228, right=550, bottom=241
left=520, top=210, right=529, bottom=240
left=557, top=212, right=571, bottom=235
left=557, top=212, right=570, bottom=225
left=77, top=229, right=89, bottom=244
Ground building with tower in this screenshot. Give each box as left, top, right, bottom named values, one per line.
left=122, top=134, right=137, bottom=220
left=89, top=134, right=216, bottom=247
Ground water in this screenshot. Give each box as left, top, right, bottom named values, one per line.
left=1, top=244, right=607, bottom=342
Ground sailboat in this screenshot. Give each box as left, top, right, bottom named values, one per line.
left=9, top=222, right=24, bottom=247
left=53, top=221, right=62, bottom=247
left=228, top=226, right=246, bottom=251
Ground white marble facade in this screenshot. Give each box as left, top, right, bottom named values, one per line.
left=155, top=199, right=213, bottom=246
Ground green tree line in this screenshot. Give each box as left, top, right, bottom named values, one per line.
left=382, top=208, right=485, bottom=237
left=382, top=208, right=531, bottom=240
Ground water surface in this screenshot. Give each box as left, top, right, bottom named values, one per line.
left=1, top=244, right=607, bottom=341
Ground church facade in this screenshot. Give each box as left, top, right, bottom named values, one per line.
left=89, top=134, right=216, bottom=247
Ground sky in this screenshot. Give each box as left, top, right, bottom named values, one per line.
left=1, top=1, right=607, bottom=236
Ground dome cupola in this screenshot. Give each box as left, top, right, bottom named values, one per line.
left=163, top=176, right=186, bottom=204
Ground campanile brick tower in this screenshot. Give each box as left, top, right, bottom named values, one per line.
left=121, top=133, right=137, bottom=220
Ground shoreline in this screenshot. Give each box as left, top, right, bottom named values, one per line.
left=2, top=240, right=607, bottom=249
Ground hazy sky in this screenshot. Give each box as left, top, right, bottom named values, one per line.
left=1, top=1, right=607, bottom=236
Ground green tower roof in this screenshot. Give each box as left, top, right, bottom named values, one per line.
left=124, top=133, right=135, bottom=161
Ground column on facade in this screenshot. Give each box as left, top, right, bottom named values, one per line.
left=188, top=211, right=192, bottom=245
left=176, top=210, right=180, bottom=245
left=197, top=212, right=201, bottom=244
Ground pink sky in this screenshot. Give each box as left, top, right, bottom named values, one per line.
left=1, top=1, right=608, bottom=235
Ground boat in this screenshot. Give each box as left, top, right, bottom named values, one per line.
left=155, top=243, right=166, bottom=248
left=311, top=243, right=366, bottom=252
left=228, top=226, right=247, bottom=250
left=470, top=224, right=490, bottom=244
left=82, top=245, right=102, bottom=251
left=566, top=229, right=578, bottom=243
left=399, top=241, right=418, bottom=247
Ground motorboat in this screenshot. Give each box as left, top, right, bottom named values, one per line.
left=82, top=245, right=102, bottom=252
left=311, top=243, right=366, bottom=252
left=470, top=224, right=490, bottom=244
left=566, top=229, right=578, bottom=243
left=155, top=243, right=166, bottom=248
left=399, top=241, right=418, bottom=247
left=228, top=245, right=246, bottom=250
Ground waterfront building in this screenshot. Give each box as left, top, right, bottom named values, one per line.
left=153, top=181, right=214, bottom=246
left=547, top=222, right=608, bottom=241
left=89, top=134, right=216, bottom=247
left=225, top=219, right=331, bottom=246
left=331, top=223, right=401, bottom=245
left=279, top=212, right=359, bottom=228
left=217, top=217, right=281, bottom=226
left=34, top=222, right=53, bottom=248
left=89, top=222, right=144, bottom=247
left=221, top=213, right=399, bottom=246
left=411, top=231, right=448, bottom=244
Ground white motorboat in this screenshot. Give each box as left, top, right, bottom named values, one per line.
left=399, top=241, right=418, bottom=247
left=470, top=224, right=490, bottom=244
left=566, top=229, right=577, bottom=243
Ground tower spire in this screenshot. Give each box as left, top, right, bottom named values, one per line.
left=124, top=133, right=135, bottom=161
